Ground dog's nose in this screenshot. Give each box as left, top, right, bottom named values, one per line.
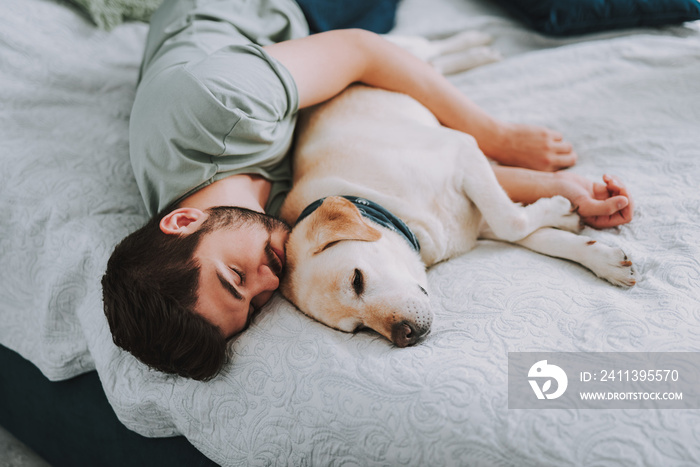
left=391, top=320, right=429, bottom=348
left=388, top=295, right=433, bottom=347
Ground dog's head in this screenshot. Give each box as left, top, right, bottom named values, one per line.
left=280, top=196, right=432, bottom=347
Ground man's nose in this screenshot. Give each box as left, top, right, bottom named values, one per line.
left=257, top=263, right=280, bottom=291
left=249, top=263, right=280, bottom=307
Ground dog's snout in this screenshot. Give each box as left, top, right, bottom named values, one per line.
left=392, top=321, right=417, bottom=348
left=388, top=295, right=433, bottom=347
left=391, top=319, right=430, bottom=348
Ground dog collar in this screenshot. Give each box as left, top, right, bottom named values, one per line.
left=296, top=196, right=420, bottom=252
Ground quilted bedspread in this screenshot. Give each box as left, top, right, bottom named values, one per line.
left=1, top=0, right=699, bottom=465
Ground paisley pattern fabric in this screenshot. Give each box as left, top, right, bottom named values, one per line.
left=1, top=0, right=699, bottom=465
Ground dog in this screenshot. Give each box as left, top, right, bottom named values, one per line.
left=278, top=35, right=636, bottom=348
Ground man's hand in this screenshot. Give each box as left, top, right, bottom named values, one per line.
left=556, top=172, right=634, bottom=229
left=493, top=166, right=634, bottom=230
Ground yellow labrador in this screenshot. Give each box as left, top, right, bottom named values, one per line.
left=279, top=40, right=635, bottom=348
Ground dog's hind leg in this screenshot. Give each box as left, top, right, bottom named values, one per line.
left=384, top=32, right=500, bottom=74
left=454, top=133, right=580, bottom=242
left=432, top=47, right=501, bottom=75
left=430, top=31, right=494, bottom=55
left=481, top=226, right=637, bottom=287
left=427, top=31, right=501, bottom=74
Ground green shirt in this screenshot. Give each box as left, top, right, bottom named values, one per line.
left=129, top=0, right=309, bottom=217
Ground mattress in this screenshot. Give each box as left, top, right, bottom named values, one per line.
left=1, top=0, right=699, bottom=465
left=0, top=343, right=216, bottom=466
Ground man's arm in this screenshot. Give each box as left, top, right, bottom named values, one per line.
left=264, top=29, right=576, bottom=172
left=265, top=30, right=633, bottom=228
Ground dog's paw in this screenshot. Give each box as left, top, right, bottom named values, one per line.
left=385, top=31, right=501, bottom=75
left=432, top=46, right=502, bottom=75
left=583, top=243, right=637, bottom=287
left=383, top=35, right=434, bottom=61
left=535, top=196, right=582, bottom=233
left=435, top=30, right=494, bottom=52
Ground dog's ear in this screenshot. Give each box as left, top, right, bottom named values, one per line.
left=306, top=197, right=381, bottom=254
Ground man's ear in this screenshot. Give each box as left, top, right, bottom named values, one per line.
left=305, top=197, right=381, bottom=254
left=159, top=207, right=207, bottom=235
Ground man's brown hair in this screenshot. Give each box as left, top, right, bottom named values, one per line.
left=101, top=209, right=227, bottom=381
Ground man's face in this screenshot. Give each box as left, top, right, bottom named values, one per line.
left=193, top=207, right=290, bottom=338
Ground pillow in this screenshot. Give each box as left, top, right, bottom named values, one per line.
left=66, top=0, right=163, bottom=30
left=494, top=0, right=700, bottom=36
left=295, top=0, right=402, bottom=33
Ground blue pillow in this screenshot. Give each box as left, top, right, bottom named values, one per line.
left=494, top=0, right=700, bottom=36
left=294, top=0, right=401, bottom=34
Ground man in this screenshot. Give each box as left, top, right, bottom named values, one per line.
left=102, top=0, right=633, bottom=381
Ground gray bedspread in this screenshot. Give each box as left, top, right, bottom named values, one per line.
left=1, top=0, right=699, bottom=465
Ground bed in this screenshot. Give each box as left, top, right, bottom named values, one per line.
left=1, top=0, right=700, bottom=465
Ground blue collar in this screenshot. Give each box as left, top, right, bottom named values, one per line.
left=296, top=196, right=420, bottom=252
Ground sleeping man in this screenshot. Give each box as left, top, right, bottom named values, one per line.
left=101, top=0, right=633, bottom=381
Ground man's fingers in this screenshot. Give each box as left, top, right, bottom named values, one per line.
left=603, top=174, right=626, bottom=194
left=580, top=175, right=634, bottom=228
left=583, top=214, right=621, bottom=230
left=582, top=216, right=609, bottom=229
left=552, top=151, right=578, bottom=170
left=553, top=140, right=573, bottom=154
left=551, top=131, right=564, bottom=141
left=592, top=182, right=609, bottom=200
left=603, top=174, right=634, bottom=221
left=603, top=173, right=621, bottom=186
left=578, top=195, right=629, bottom=217
left=619, top=200, right=634, bottom=223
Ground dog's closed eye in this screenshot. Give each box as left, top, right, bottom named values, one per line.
left=352, top=268, right=365, bottom=296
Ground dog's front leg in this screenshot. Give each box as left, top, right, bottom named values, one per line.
left=480, top=226, right=636, bottom=287
left=454, top=133, right=580, bottom=242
